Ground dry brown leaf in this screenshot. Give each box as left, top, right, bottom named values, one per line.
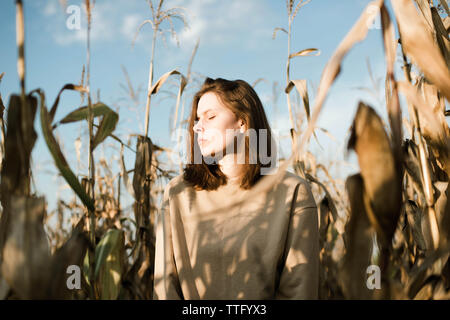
left=348, top=102, right=402, bottom=246
left=340, top=174, right=374, bottom=300
left=119, top=144, right=136, bottom=199
left=285, top=79, right=310, bottom=121
left=391, top=0, right=450, bottom=101
left=405, top=200, right=427, bottom=251
left=288, top=48, right=320, bottom=59
left=434, top=181, right=450, bottom=247
left=403, top=140, right=425, bottom=198
left=318, top=197, right=331, bottom=250
left=0, top=277, right=9, bottom=299
left=1, top=196, right=51, bottom=299
left=45, top=218, right=90, bottom=299
left=414, top=0, right=434, bottom=32
left=431, top=7, right=450, bottom=68
left=398, top=81, right=450, bottom=175
left=381, top=4, right=402, bottom=158
left=149, top=70, right=186, bottom=96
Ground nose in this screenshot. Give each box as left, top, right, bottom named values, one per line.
left=193, top=119, right=204, bottom=133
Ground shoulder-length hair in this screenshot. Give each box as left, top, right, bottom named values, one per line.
left=183, top=77, right=277, bottom=191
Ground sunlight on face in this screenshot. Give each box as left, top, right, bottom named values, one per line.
left=193, top=92, right=243, bottom=158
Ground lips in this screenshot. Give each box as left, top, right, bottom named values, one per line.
left=198, top=138, right=209, bottom=145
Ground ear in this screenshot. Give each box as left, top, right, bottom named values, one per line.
left=239, top=120, right=246, bottom=133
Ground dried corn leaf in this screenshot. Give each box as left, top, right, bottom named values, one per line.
left=272, top=27, right=288, bottom=39
left=432, top=280, right=450, bottom=299
left=403, top=140, right=425, bottom=197
left=405, top=200, right=427, bottom=251
left=413, top=276, right=436, bottom=299
left=45, top=218, right=89, bottom=299
left=288, top=48, right=320, bottom=59
left=1, top=196, right=50, bottom=299
left=172, top=73, right=188, bottom=133
left=391, top=0, right=450, bottom=101
left=0, top=94, right=37, bottom=199
left=285, top=79, right=310, bottom=121
left=381, top=4, right=402, bottom=158
left=348, top=102, right=402, bottom=246
left=149, top=70, right=186, bottom=96
left=414, top=0, right=434, bottom=32
left=398, top=81, right=450, bottom=174
left=0, top=277, right=9, bottom=299
left=434, top=181, right=450, bottom=247
left=431, top=7, right=450, bottom=68
left=126, top=135, right=155, bottom=299
left=305, top=173, right=338, bottom=224
left=340, top=174, right=374, bottom=299
left=318, top=197, right=331, bottom=250
left=0, top=93, right=38, bottom=291
left=119, top=144, right=135, bottom=199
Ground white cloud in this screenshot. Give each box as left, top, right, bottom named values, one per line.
left=40, top=0, right=275, bottom=53
left=166, top=0, right=274, bottom=51
left=43, top=1, right=59, bottom=16
left=121, top=13, right=144, bottom=42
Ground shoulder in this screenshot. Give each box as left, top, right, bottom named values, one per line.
left=163, top=173, right=188, bottom=200
left=166, top=173, right=185, bottom=189
left=277, top=170, right=316, bottom=208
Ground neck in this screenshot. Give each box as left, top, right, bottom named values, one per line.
left=218, top=153, right=245, bottom=182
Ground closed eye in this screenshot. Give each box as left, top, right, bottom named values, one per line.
left=195, top=114, right=216, bottom=121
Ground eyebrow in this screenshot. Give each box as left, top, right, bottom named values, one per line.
left=196, top=108, right=215, bottom=118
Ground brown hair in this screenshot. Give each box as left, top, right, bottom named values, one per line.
left=183, top=77, right=276, bottom=191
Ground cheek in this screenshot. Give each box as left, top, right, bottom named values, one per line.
left=205, top=117, right=236, bottom=144
left=201, top=111, right=240, bottom=152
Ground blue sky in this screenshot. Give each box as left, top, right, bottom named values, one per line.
left=0, top=0, right=397, bottom=212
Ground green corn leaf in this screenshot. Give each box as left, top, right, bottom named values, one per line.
left=56, top=102, right=119, bottom=150
left=36, top=89, right=95, bottom=212
left=94, top=229, right=125, bottom=300
left=92, top=109, right=119, bottom=150
left=57, top=103, right=112, bottom=125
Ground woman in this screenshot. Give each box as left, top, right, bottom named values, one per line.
left=153, top=78, right=319, bottom=299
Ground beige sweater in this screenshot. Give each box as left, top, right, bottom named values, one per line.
left=153, top=169, right=319, bottom=300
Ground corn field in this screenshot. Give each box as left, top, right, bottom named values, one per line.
left=0, top=0, right=450, bottom=300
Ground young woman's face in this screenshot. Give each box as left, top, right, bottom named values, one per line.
left=193, top=92, right=243, bottom=157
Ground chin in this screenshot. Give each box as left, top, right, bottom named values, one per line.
left=198, top=146, right=210, bottom=156
left=200, top=147, right=221, bottom=161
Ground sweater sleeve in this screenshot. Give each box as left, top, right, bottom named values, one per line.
left=153, top=183, right=183, bottom=300
left=275, top=181, right=320, bottom=300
